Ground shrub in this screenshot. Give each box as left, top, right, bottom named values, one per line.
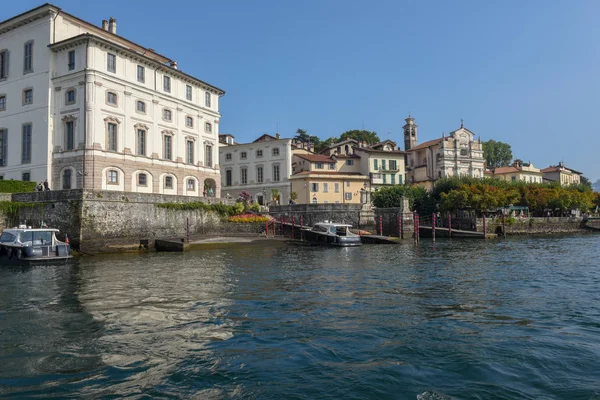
left=0, top=180, right=37, bottom=193
left=228, top=214, right=272, bottom=223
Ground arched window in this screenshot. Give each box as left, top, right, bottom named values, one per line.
left=165, top=176, right=173, bottom=189
left=138, top=173, right=147, bottom=186
left=187, top=179, right=195, bottom=190
left=136, top=100, right=146, bottom=113
left=62, top=169, right=72, bottom=189
left=205, top=122, right=212, bottom=133
left=108, top=169, right=119, bottom=184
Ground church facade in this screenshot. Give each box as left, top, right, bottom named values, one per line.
left=404, top=116, right=485, bottom=190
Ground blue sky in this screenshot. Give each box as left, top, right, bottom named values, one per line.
left=5, top=1, right=600, bottom=180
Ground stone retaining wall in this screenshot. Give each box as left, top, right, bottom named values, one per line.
left=9, top=189, right=239, bottom=253
left=480, top=217, right=585, bottom=235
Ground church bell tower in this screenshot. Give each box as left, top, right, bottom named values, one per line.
left=403, top=115, right=418, bottom=151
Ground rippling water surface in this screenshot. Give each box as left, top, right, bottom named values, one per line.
left=2, top=235, right=600, bottom=399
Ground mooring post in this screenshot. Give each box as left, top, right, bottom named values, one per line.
left=502, top=213, right=506, bottom=238
left=379, top=215, right=383, bottom=236
left=399, top=214, right=403, bottom=239
left=300, top=215, right=304, bottom=241
left=448, top=214, right=452, bottom=238
left=186, top=217, right=190, bottom=243
left=266, top=220, right=269, bottom=237
left=280, top=215, right=284, bottom=236
left=432, top=212, right=436, bottom=242
left=292, top=216, right=295, bottom=238
left=482, top=215, right=487, bottom=239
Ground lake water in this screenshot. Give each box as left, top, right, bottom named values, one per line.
left=1, top=235, right=600, bottom=399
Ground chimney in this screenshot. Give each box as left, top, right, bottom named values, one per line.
left=170, top=60, right=178, bottom=70
left=108, top=17, right=116, bottom=34
left=276, top=133, right=280, bottom=139
left=102, top=20, right=109, bottom=30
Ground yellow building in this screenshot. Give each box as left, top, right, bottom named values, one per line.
left=493, top=161, right=543, bottom=183
left=289, top=153, right=368, bottom=204
left=541, top=162, right=582, bottom=186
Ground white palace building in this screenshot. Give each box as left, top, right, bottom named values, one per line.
left=0, top=4, right=224, bottom=195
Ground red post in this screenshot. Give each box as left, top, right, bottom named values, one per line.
left=398, top=214, right=402, bottom=238
left=379, top=215, right=383, bottom=236
left=448, top=214, right=452, bottom=238
left=432, top=212, right=436, bottom=242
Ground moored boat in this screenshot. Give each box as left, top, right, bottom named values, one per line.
left=0, top=226, right=72, bottom=265
left=302, top=221, right=362, bottom=247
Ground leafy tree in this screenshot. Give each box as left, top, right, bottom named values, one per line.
left=294, top=128, right=310, bottom=143
left=482, top=140, right=513, bottom=168
left=315, top=137, right=337, bottom=153
left=371, top=185, right=434, bottom=214
left=339, top=130, right=380, bottom=145
left=580, top=176, right=593, bottom=191
left=271, top=188, right=280, bottom=204
left=290, top=192, right=298, bottom=202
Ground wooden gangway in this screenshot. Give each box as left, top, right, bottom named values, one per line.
left=419, top=226, right=496, bottom=239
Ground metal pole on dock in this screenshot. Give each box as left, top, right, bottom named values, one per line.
left=432, top=212, right=436, bottom=242
left=186, top=217, right=190, bottom=243
left=448, top=214, right=452, bottom=238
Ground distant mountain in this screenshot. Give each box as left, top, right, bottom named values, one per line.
left=593, top=180, right=600, bottom=192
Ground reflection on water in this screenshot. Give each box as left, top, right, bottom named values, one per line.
left=1, top=235, right=600, bottom=399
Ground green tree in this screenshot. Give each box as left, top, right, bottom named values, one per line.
left=482, top=140, right=513, bottom=168
left=314, top=137, right=337, bottom=153
left=580, top=176, right=593, bottom=191
left=339, top=130, right=380, bottom=145
left=271, top=188, right=280, bottom=204
left=295, top=128, right=321, bottom=152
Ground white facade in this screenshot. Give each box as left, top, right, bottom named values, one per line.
left=0, top=4, right=224, bottom=196
left=404, top=117, right=485, bottom=189
left=219, top=134, right=293, bottom=205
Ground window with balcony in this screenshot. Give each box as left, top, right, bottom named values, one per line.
left=163, top=135, right=172, bottom=160
left=186, top=140, right=194, bottom=164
